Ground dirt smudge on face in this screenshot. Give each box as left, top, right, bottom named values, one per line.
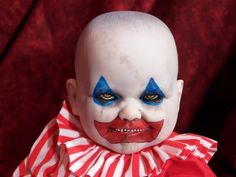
left=119, top=55, right=129, bottom=65
left=119, top=55, right=145, bottom=85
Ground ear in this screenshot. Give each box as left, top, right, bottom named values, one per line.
left=66, top=79, right=79, bottom=116
left=177, top=79, right=184, bottom=98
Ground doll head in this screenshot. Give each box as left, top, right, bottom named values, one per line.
left=67, top=11, right=183, bottom=154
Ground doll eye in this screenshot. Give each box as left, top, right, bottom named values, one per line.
left=141, top=93, right=164, bottom=105
left=93, top=76, right=120, bottom=106
left=95, top=93, right=120, bottom=106
left=98, top=93, right=116, bottom=101
left=144, top=94, right=159, bottom=101
left=140, top=78, right=165, bottom=106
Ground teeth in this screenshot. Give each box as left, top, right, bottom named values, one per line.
left=115, top=128, right=145, bottom=132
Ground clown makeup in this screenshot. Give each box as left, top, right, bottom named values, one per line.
left=140, top=78, right=165, bottom=106
left=93, top=76, right=120, bottom=106
left=67, top=11, right=184, bottom=154
left=93, top=76, right=165, bottom=144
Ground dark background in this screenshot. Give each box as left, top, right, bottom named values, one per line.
left=0, top=0, right=235, bottom=176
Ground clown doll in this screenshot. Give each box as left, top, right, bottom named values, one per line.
left=13, top=11, right=217, bottom=177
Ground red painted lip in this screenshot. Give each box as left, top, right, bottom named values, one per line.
left=94, top=117, right=164, bottom=144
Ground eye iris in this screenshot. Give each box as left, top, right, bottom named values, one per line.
left=143, top=94, right=162, bottom=102
left=144, top=94, right=161, bottom=102
left=100, top=93, right=114, bottom=100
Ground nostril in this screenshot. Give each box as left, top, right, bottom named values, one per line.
left=122, top=118, right=140, bottom=122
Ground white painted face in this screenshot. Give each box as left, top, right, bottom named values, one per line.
left=67, top=11, right=183, bottom=154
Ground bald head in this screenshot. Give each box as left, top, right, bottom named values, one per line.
left=75, top=11, right=178, bottom=89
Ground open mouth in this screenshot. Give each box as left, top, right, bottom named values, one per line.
left=94, top=117, right=164, bottom=144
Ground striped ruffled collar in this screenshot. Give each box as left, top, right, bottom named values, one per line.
left=56, top=101, right=217, bottom=177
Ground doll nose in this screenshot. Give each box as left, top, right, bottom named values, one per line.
left=119, top=98, right=142, bottom=120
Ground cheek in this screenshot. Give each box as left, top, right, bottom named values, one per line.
left=79, top=97, right=121, bottom=123
left=160, top=95, right=181, bottom=134
left=141, top=105, right=166, bottom=122
left=165, top=91, right=181, bottom=123
left=141, top=97, right=179, bottom=126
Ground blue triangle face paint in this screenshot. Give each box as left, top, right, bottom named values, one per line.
left=140, top=78, right=165, bottom=106
left=93, top=76, right=120, bottom=106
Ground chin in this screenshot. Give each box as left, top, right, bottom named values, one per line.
left=105, top=142, right=155, bottom=154
left=88, top=131, right=166, bottom=154
left=87, top=132, right=155, bottom=154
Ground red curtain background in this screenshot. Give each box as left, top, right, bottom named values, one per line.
left=0, top=0, right=235, bottom=176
